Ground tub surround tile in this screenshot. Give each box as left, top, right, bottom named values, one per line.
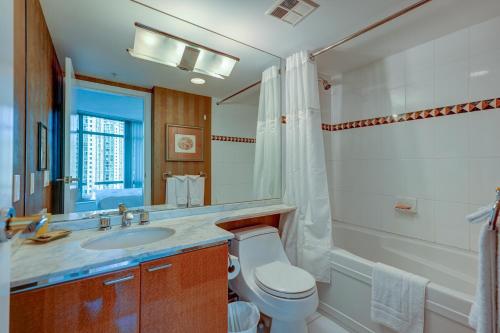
left=322, top=15, right=500, bottom=253
left=10, top=204, right=294, bottom=290
left=434, top=201, right=469, bottom=250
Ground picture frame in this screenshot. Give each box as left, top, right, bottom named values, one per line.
left=166, top=124, right=204, bottom=162
left=38, top=122, right=48, bottom=171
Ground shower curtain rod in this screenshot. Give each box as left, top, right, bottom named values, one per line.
left=217, top=0, right=431, bottom=105
left=310, top=0, right=432, bottom=59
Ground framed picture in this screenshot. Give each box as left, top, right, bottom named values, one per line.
left=38, top=122, right=48, bottom=171
left=166, top=124, right=204, bottom=161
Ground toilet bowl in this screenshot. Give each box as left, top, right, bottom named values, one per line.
left=229, top=225, right=318, bottom=333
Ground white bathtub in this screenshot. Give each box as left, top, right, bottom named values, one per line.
left=317, top=222, right=478, bottom=333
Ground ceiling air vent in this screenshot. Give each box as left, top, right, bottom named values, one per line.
left=266, top=0, right=319, bottom=26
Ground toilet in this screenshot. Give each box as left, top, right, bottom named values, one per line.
left=229, top=225, right=318, bottom=333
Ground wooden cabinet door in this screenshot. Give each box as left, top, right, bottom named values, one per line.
left=10, top=267, right=140, bottom=333
left=140, top=244, right=228, bottom=333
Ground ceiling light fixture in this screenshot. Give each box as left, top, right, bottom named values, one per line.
left=190, top=78, right=206, bottom=85
left=127, top=23, right=240, bottom=79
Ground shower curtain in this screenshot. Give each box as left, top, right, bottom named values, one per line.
left=281, top=51, right=333, bottom=283
left=253, top=65, right=281, bottom=199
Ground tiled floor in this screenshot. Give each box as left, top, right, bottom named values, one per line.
left=307, top=313, right=350, bottom=333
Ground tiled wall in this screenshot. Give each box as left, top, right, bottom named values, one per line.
left=322, top=15, right=500, bottom=253
left=211, top=100, right=257, bottom=205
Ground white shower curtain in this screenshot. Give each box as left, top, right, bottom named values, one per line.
left=253, top=65, right=281, bottom=199
left=281, top=51, right=333, bottom=283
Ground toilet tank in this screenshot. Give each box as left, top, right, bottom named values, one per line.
left=229, top=225, right=290, bottom=268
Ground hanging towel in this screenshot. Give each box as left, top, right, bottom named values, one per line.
left=165, top=176, right=188, bottom=207
left=469, top=222, right=497, bottom=333
left=187, top=175, right=205, bottom=207
left=371, top=263, right=429, bottom=333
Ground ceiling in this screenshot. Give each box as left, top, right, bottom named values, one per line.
left=39, top=0, right=500, bottom=99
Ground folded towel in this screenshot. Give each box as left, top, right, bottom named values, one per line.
left=187, top=175, right=205, bottom=207
left=371, top=263, right=429, bottom=333
left=165, top=176, right=188, bottom=207
left=469, top=222, right=497, bottom=333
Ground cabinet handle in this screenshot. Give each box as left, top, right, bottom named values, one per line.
left=147, top=263, right=172, bottom=272
left=103, top=274, right=134, bottom=286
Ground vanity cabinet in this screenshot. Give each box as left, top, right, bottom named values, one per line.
left=10, top=244, right=228, bottom=333
left=10, top=267, right=141, bottom=333
left=140, top=244, right=228, bottom=333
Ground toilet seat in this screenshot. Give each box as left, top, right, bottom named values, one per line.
left=254, top=261, right=316, bottom=299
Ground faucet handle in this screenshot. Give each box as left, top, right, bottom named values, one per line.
left=139, top=211, right=150, bottom=225
left=121, top=211, right=134, bottom=228
left=118, top=203, right=127, bottom=215
left=99, top=215, right=112, bottom=231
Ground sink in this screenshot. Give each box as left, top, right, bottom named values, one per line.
left=81, top=227, right=175, bottom=250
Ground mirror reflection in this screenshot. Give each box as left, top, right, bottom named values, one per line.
left=27, top=0, right=282, bottom=218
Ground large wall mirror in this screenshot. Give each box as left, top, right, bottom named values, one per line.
left=22, top=0, right=282, bottom=219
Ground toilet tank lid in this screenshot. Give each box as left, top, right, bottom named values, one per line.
left=232, top=225, right=278, bottom=241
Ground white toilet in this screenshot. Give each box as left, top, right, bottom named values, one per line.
left=229, top=225, right=318, bottom=333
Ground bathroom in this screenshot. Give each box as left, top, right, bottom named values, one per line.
left=1, top=0, right=500, bottom=332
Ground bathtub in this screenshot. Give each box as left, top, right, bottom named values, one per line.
left=317, top=222, right=478, bottom=333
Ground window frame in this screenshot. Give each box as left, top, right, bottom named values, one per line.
left=76, top=112, right=129, bottom=201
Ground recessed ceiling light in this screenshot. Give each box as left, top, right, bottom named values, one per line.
left=191, top=78, right=206, bottom=85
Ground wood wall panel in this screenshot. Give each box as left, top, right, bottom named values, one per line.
left=13, top=0, right=26, bottom=215
left=24, top=0, right=63, bottom=215
left=216, top=214, right=281, bottom=232
left=152, top=86, right=211, bottom=205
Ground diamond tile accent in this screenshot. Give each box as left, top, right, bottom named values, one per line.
left=321, top=97, right=500, bottom=132
left=211, top=135, right=256, bottom=143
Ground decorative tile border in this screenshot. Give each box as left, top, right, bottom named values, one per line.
left=212, top=135, right=256, bottom=143
left=321, top=98, right=500, bottom=132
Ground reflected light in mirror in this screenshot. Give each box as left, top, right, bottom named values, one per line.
left=190, top=78, right=206, bottom=85
left=128, top=23, right=239, bottom=79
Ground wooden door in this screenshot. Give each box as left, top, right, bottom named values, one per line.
left=140, top=244, right=228, bottom=333
left=10, top=267, right=140, bottom=333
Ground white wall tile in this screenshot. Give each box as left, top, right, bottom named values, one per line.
left=469, top=158, right=500, bottom=206
left=468, top=204, right=483, bottom=252
left=434, top=201, right=469, bottom=249
left=434, top=158, right=469, bottom=203
left=469, top=50, right=500, bottom=101
left=433, top=113, right=470, bottom=158
left=469, top=110, right=500, bottom=158
left=403, top=159, right=435, bottom=200
left=470, top=16, right=500, bottom=56
left=435, top=60, right=469, bottom=107
left=324, top=15, right=500, bottom=253
left=406, top=67, right=435, bottom=111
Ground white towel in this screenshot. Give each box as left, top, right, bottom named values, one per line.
left=469, top=222, right=497, bottom=333
left=371, top=263, right=429, bottom=333
left=187, top=175, right=205, bottom=207
left=165, top=176, right=188, bottom=207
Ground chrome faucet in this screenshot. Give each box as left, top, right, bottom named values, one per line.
left=121, top=210, right=134, bottom=228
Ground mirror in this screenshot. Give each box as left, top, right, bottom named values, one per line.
left=37, top=0, right=282, bottom=219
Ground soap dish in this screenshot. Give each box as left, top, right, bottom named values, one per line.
left=28, top=230, right=71, bottom=243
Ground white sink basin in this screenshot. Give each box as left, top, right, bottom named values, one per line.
left=81, top=227, right=175, bottom=250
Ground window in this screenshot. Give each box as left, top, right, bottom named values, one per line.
left=77, top=114, right=126, bottom=200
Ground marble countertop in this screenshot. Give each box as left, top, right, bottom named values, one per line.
left=11, top=204, right=294, bottom=291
